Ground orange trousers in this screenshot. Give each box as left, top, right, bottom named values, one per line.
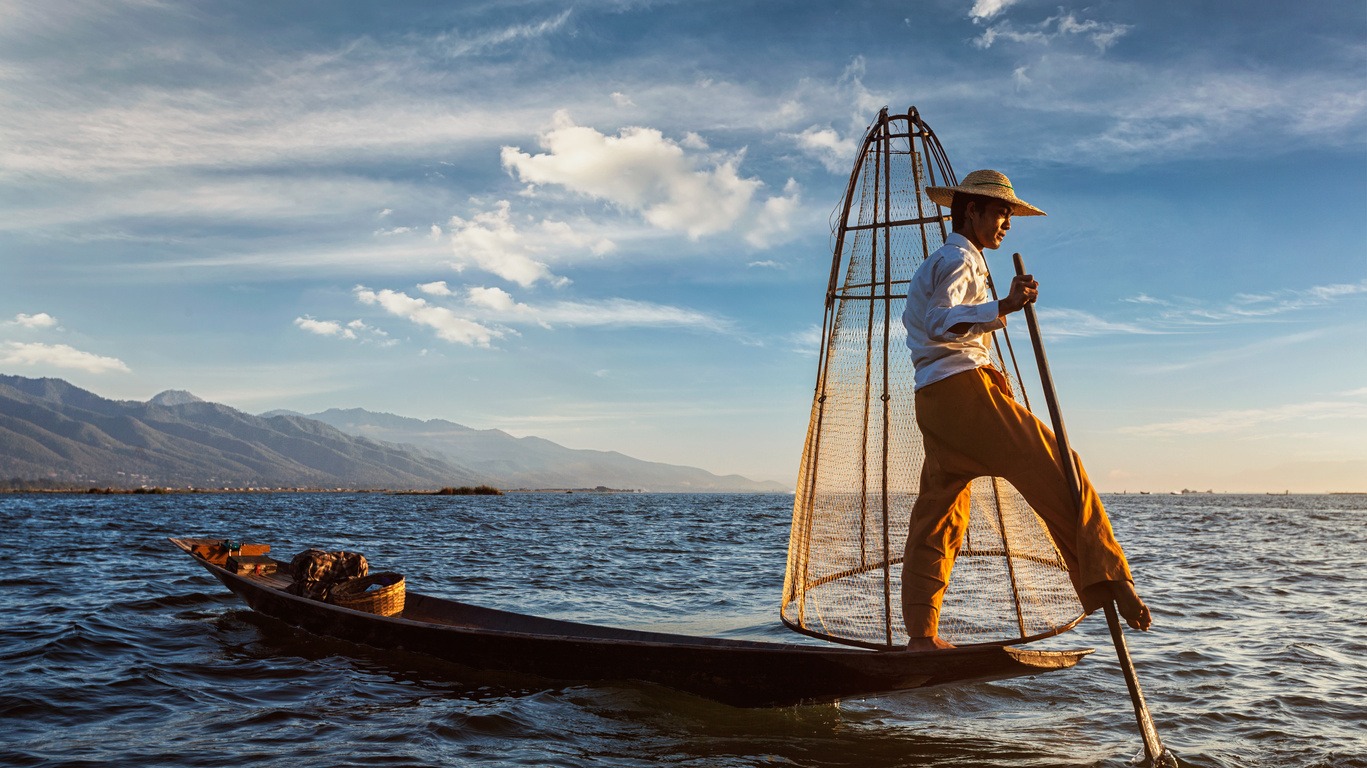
left=901, top=366, right=1133, bottom=638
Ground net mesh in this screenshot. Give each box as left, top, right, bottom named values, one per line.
left=781, top=108, right=1084, bottom=649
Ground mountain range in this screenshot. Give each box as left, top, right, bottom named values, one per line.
left=281, top=407, right=787, bottom=493
left=0, top=374, right=787, bottom=492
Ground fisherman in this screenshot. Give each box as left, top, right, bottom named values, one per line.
left=901, top=169, right=1151, bottom=652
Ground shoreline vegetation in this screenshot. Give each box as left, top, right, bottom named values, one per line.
left=0, top=479, right=646, bottom=495
left=0, top=480, right=1361, bottom=496
left=396, top=485, right=504, bottom=496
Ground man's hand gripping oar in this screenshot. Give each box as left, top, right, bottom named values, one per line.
left=1012, top=252, right=1176, bottom=768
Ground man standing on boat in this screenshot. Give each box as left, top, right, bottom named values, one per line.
left=900, top=169, right=1151, bottom=652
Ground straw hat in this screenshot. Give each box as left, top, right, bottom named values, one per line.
left=925, top=169, right=1046, bottom=216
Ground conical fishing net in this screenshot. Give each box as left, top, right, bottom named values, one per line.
left=781, top=108, right=1085, bottom=649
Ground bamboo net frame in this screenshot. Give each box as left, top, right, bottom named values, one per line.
left=781, top=107, right=1085, bottom=650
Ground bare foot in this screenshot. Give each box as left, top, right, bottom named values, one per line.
left=1111, top=580, right=1152, bottom=631
left=906, top=635, right=956, bottom=651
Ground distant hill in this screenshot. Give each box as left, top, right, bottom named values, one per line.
left=295, top=408, right=790, bottom=493
left=0, top=375, right=483, bottom=489
left=148, top=389, right=203, bottom=407
left=0, top=374, right=788, bottom=492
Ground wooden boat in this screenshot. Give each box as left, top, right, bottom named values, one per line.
left=171, top=537, right=1091, bottom=708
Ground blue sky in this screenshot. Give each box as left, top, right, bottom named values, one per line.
left=2, top=0, right=1364, bottom=492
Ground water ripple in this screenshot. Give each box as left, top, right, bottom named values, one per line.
left=0, top=492, right=1363, bottom=767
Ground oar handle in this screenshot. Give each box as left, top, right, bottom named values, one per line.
left=1012, top=252, right=1172, bottom=767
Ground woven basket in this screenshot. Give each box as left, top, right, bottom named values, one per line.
left=330, top=572, right=405, bottom=616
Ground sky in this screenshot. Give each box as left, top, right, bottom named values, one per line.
left=1, top=0, right=1364, bottom=493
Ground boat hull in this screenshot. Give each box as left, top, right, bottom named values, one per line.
left=172, top=537, right=1091, bottom=707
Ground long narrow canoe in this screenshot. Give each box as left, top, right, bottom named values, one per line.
left=171, top=537, right=1092, bottom=707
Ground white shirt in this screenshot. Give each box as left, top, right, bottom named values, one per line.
left=903, top=233, right=1005, bottom=390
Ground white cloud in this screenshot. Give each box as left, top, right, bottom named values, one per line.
left=446, top=200, right=581, bottom=287
left=466, top=286, right=522, bottom=313
left=745, top=179, right=802, bottom=248
left=970, top=0, right=1021, bottom=21
left=1034, top=307, right=1164, bottom=337
left=1058, top=13, right=1129, bottom=51
left=348, top=281, right=732, bottom=341
left=833, top=56, right=886, bottom=118
left=534, top=298, right=729, bottom=331
left=460, top=285, right=550, bottom=329
left=1122, top=399, right=1367, bottom=438
left=793, top=126, right=857, bottom=174
left=0, top=174, right=436, bottom=234
left=975, top=12, right=1131, bottom=52
left=433, top=9, right=572, bottom=58
left=355, top=286, right=503, bottom=347
left=293, top=315, right=392, bottom=344
left=0, top=341, right=129, bottom=373
left=1040, top=63, right=1367, bottom=165
left=1123, top=293, right=1170, bottom=306
left=1156, top=279, right=1367, bottom=325
left=9, top=312, right=59, bottom=329
left=788, top=57, right=883, bottom=175
left=501, top=111, right=796, bottom=245
left=1305, top=282, right=1367, bottom=301
left=459, top=284, right=729, bottom=332
left=680, top=132, right=708, bottom=151
left=0, top=25, right=573, bottom=189
left=1045, top=279, right=1367, bottom=341
left=788, top=324, right=824, bottom=355
left=294, top=316, right=355, bottom=339
left=347, top=319, right=394, bottom=346
left=128, top=236, right=457, bottom=279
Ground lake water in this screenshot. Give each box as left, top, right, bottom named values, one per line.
left=1, top=492, right=1363, bottom=767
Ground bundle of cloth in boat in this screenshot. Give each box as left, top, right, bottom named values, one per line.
left=286, top=549, right=368, bottom=601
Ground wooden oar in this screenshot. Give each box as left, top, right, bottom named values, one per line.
left=1012, top=252, right=1173, bottom=767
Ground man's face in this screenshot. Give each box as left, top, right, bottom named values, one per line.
left=967, top=200, right=1012, bottom=250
